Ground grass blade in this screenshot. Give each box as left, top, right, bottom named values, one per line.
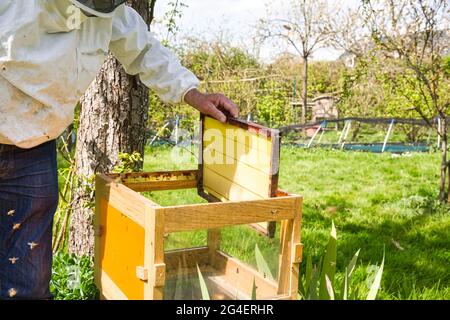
left=342, top=249, right=360, bottom=300
left=319, top=221, right=337, bottom=300
left=305, top=254, right=313, bottom=293
left=251, top=278, right=257, bottom=300
left=325, top=275, right=335, bottom=300
left=343, top=270, right=349, bottom=300
left=309, top=266, right=319, bottom=300
left=347, top=249, right=360, bottom=279
left=174, top=259, right=184, bottom=300
left=366, top=249, right=385, bottom=300
left=196, top=264, right=210, bottom=300
left=255, top=244, right=274, bottom=280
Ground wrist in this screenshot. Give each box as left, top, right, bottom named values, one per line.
left=183, top=87, right=202, bottom=105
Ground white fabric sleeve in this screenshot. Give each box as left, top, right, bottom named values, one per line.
left=109, top=5, right=199, bottom=104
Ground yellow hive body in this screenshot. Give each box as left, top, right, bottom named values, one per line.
left=94, top=115, right=303, bottom=300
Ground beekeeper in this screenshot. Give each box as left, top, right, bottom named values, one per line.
left=0, top=0, right=239, bottom=299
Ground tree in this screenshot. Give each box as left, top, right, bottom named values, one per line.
left=362, top=0, right=450, bottom=201
left=258, top=0, right=330, bottom=124
left=327, top=5, right=372, bottom=66
left=68, top=0, right=157, bottom=256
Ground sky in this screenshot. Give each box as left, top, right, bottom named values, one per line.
left=153, top=0, right=360, bottom=63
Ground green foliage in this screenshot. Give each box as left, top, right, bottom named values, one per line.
left=443, top=56, right=450, bottom=77
left=319, top=221, right=337, bottom=299
left=367, top=249, right=385, bottom=300
left=251, top=278, right=257, bottom=300
left=255, top=243, right=275, bottom=280
left=113, top=152, right=143, bottom=173
left=196, top=264, right=210, bottom=300
left=161, top=0, right=188, bottom=46
left=307, top=61, right=345, bottom=95
left=342, top=249, right=360, bottom=300
left=51, top=252, right=98, bottom=300
left=255, top=80, right=292, bottom=127
left=299, top=222, right=384, bottom=300
left=336, top=54, right=450, bottom=143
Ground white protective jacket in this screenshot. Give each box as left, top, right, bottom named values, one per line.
left=0, top=0, right=199, bottom=148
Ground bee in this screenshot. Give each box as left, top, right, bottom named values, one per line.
left=27, top=242, right=38, bottom=250
left=8, top=288, right=17, bottom=298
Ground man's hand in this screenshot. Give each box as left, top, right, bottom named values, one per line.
left=184, top=88, right=239, bottom=123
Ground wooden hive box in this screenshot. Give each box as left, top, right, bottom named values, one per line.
left=94, top=115, right=303, bottom=300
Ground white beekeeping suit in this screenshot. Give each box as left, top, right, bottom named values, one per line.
left=0, top=0, right=199, bottom=148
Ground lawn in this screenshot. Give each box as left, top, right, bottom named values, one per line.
left=51, top=145, right=450, bottom=299
left=140, top=145, right=450, bottom=300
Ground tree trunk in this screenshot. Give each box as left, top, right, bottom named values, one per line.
left=301, top=57, right=309, bottom=124
left=68, top=0, right=155, bottom=256
left=439, top=117, right=447, bottom=202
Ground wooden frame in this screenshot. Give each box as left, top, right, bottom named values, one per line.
left=198, top=115, right=281, bottom=237
left=94, top=171, right=303, bottom=300
left=94, top=115, right=301, bottom=300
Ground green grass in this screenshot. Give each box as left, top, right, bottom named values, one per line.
left=141, top=145, right=450, bottom=299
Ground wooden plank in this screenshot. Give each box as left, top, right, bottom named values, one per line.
left=197, top=114, right=206, bottom=194
left=107, top=170, right=198, bottom=192
left=213, top=250, right=278, bottom=299
left=264, top=293, right=293, bottom=300
left=98, top=270, right=129, bottom=300
left=249, top=222, right=274, bottom=237
left=122, top=179, right=197, bottom=192
left=269, top=129, right=281, bottom=196
left=164, top=247, right=210, bottom=276
left=163, top=250, right=279, bottom=299
left=144, top=206, right=166, bottom=300
left=277, top=219, right=294, bottom=296
left=96, top=174, right=159, bottom=228
left=204, top=116, right=273, bottom=156
left=207, top=229, right=221, bottom=266
left=277, top=197, right=302, bottom=299
left=207, top=275, right=250, bottom=300
left=267, top=127, right=280, bottom=238
left=225, top=117, right=278, bottom=139
left=289, top=197, right=302, bottom=298
left=97, top=198, right=146, bottom=300
left=162, top=196, right=299, bottom=233
left=136, top=266, right=148, bottom=281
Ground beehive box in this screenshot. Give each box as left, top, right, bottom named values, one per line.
left=94, top=115, right=303, bottom=300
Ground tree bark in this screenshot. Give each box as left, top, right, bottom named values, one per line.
left=439, top=117, right=447, bottom=202
left=68, top=0, right=154, bottom=256
left=301, top=57, right=309, bottom=124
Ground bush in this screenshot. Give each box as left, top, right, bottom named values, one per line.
left=50, top=252, right=98, bottom=300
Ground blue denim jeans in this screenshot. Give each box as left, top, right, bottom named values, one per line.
left=0, top=140, right=58, bottom=299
